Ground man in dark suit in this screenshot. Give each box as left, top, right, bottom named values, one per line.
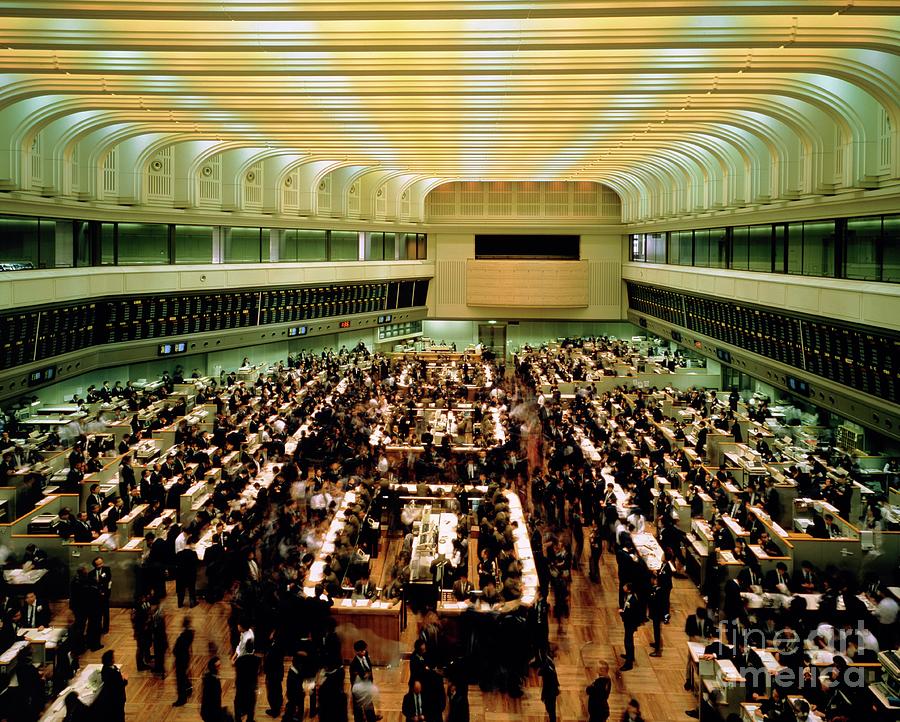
left=723, top=576, right=744, bottom=621
left=21, top=591, right=50, bottom=629
left=92, top=555, right=113, bottom=634
left=763, top=562, right=792, bottom=594
left=175, top=541, right=199, bottom=608
left=349, top=639, right=374, bottom=686
left=264, top=631, right=284, bottom=718
left=452, top=572, right=473, bottom=602
left=684, top=606, right=715, bottom=641
left=172, top=617, right=194, bottom=707
left=737, top=562, right=762, bottom=591
left=284, top=653, right=305, bottom=722
left=203, top=533, right=226, bottom=603
left=86, top=484, right=104, bottom=515
left=72, top=511, right=94, bottom=542
left=144, top=532, right=168, bottom=600
left=647, top=574, right=667, bottom=657
left=118, top=456, right=136, bottom=512
left=104, top=496, right=125, bottom=533
left=353, top=573, right=376, bottom=600
left=618, top=582, right=643, bottom=671
left=402, top=679, right=426, bottom=722
left=234, top=639, right=260, bottom=722
left=539, top=656, right=560, bottom=722
left=96, top=650, right=128, bottom=722
left=793, top=560, right=819, bottom=593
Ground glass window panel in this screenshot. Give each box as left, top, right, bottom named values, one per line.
left=223, top=226, right=261, bottom=263
left=731, top=226, right=749, bottom=270
left=693, top=228, right=710, bottom=267
left=297, top=229, right=327, bottom=261
left=883, top=214, right=900, bottom=282
left=364, top=232, right=385, bottom=261
left=845, top=216, right=881, bottom=281
left=175, top=225, right=214, bottom=264
left=118, top=223, right=170, bottom=264
left=384, top=232, right=396, bottom=260
left=787, top=222, right=803, bottom=275
left=416, top=234, right=427, bottom=259
left=101, top=223, right=116, bottom=265
left=774, top=224, right=786, bottom=273
left=278, top=229, right=299, bottom=262
left=802, top=220, right=835, bottom=277
left=748, top=225, right=773, bottom=272
left=38, top=219, right=60, bottom=268
left=709, top=227, right=727, bottom=268
left=330, top=230, right=359, bottom=261
left=0, top=215, right=39, bottom=268
left=400, top=233, right=415, bottom=260
left=647, top=233, right=666, bottom=263
left=673, top=230, right=693, bottom=265
left=73, top=220, right=91, bottom=267
left=630, top=234, right=645, bottom=262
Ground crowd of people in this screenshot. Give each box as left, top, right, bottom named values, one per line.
left=6, top=335, right=898, bottom=722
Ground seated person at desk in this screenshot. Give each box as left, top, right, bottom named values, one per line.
left=684, top=606, right=715, bottom=641
left=21, top=590, right=50, bottom=629
left=353, top=573, right=377, bottom=600
left=87, top=502, right=104, bottom=535
left=823, top=513, right=842, bottom=538
left=86, top=484, right=104, bottom=514
left=479, top=580, right=502, bottom=606
left=452, top=571, right=473, bottom=602
left=764, top=562, right=793, bottom=594
left=711, top=518, right=733, bottom=550
left=63, top=461, right=86, bottom=493
left=54, top=507, right=76, bottom=539
left=737, top=560, right=763, bottom=590
left=71, top=510, right=96, bottom=542
left=754, top=530, right=783, bottom=558
left=792, top=560, right=820, bottom=593
left=22, top=543, right=48, bottom=569
left=726, top=493, right=750, bottom=527
left=806, top=512, right=829, bottom=539
left=104, top=496, right=125, bottom=533
left=731, top=538, right=749, bottom=565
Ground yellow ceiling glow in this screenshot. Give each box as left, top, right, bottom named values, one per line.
left=0, top=1, right=897, bottom=222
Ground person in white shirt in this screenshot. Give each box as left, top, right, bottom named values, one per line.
left=232, top=622, right=254, bottom=662
left=626, top=508, right=645, bottom=534
left=874, top=592, right=899, bottom=625
left=376, top=454, right=389, bottom=477
left=174, top=529, right=188, bottom=556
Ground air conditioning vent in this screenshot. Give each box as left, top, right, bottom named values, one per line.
left=150, top=159, right=163, bottom=172
left=246, top=171, right=256, bottom=183
left=285, top=175, right=293, bottom=187
left=201, top=166, right=213, bottom=177
left=318, top=180, right=327, bottom=191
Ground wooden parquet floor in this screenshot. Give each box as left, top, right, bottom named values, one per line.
left=48, top=545, right=703, bottom=722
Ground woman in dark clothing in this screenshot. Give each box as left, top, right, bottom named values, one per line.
left=94, top=650, right=128, bottom=722
left=201, top=657, right=224, bottom=722
left=586, top=661, right=612, bottom=722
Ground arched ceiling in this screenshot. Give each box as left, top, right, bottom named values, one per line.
left=0, top=1, right=899, bottom=222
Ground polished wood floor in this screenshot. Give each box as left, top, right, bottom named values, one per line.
left=48, top=543, right=703, bottom=722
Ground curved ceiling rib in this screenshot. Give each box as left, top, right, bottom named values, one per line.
left=0, top=2, right=897, bottom=223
